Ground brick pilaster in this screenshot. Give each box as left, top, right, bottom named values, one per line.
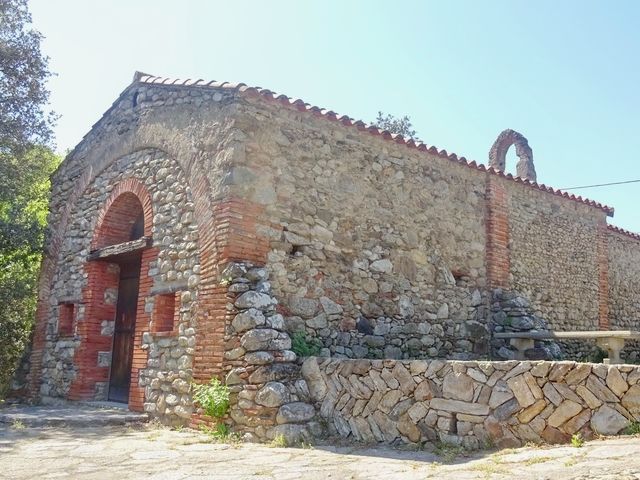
left=486, top=176, right=510, bottom=289
left=192, top=195, right=275, bottom=383
left=128, top=246, right=156, bottom=411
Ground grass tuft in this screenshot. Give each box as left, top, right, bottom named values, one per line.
left=571, top=433, right=585, bottom=448
left=434, top=441, right=466, bottom=463
left=268, top=433, right=288, bottom=448
left=10, top=419, right=26, bottom=430
left=623, top=421, right=640, bottom=435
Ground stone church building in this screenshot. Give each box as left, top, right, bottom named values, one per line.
left=23, top=72, right=640, bottom=433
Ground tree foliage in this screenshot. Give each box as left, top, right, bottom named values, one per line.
left=0, top=0, right=57, bottom=396
left=372, top=111, right=421, bottom=141
left=0, top=0, right=53, bottom=155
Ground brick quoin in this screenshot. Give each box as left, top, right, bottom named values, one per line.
left=68, top=179, right=154, bottom=410
left=191, top=195, right=274, bottom=384
left=485, top=175, right=511, bottom=289
left=189, top=194, right=277, bottom=429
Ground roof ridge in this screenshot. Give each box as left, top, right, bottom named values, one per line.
left=122, top=73, right=616, bottom=216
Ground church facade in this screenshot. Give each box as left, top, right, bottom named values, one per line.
left=24, top=73, right=640, bottom=432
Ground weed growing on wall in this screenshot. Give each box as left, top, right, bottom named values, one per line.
left=291, top=331, right=322, bottom=357
left=191, top=378, right=230, bottom=418
left=268, top=433, right=287, bottom=448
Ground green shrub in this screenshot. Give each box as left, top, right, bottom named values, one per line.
left=191, top=378, right=230, bottom=418
left=291, top=331, right=322, bottom=357
left=623, top=421, right=640, bottom=435
left=588, top=347, right=607, bottom=364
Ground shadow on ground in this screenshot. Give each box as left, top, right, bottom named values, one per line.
left=2, top=404, right=640, bottom=479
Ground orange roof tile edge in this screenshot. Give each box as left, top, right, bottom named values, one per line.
left=607, top=224, right=640, bottom=241
left=137, top=74, right=614, bottom=217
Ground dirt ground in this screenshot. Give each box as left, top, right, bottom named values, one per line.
left=2, top=423, right=640, bottom=480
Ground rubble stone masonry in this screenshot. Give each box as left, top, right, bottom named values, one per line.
left=608, top=228, right=640, bottom=361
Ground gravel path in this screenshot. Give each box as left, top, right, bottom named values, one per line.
left=2, top=424, right=640, bottom=479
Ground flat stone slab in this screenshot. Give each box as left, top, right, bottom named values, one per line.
left=495, top=330, right=640, bottom=340
left=2, top=423, right=640, bottom=479
left=0, top=403, right=148, bottom=427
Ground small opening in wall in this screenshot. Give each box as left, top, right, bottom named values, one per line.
left=58, top=303, right=75, bottom=336
left=152, top=292, right=178, bottom=334
left=451, top=269, right=468, bottom=287
left=132, top=92, right=139, bottom=107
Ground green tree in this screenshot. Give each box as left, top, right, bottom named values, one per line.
left=0, top=0, right=57, bottom=395
left=372, top=111, right=421, bottom=141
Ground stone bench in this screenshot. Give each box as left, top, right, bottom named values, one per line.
left=494, top=330, right=640, bottom=364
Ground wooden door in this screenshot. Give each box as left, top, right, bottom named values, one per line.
left=108, top=258, right=141, bottom=403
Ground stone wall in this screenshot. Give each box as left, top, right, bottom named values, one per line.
left=506, top=181, right=603, bottom=332
left=216, top=263, right=318, bottom=443
left=228, top=93, right=621, bottom=363
left=232, top=96, right=490, bottom=361
left=608, top=229, right=640, bottom=361
left=303, top=357, right=640, bottom=448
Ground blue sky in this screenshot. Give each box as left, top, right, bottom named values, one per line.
left=30, top=0, right=640, bottom=231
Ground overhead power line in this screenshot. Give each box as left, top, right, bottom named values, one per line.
left=560, top=179, right=640, bottom=191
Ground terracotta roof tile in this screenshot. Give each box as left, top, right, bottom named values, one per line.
left=608, top=224, right=640, bottom=241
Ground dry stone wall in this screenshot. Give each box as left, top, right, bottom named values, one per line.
left=303, top=357, right=640, bottom=448
left=232, top=98, right=490, bottom=361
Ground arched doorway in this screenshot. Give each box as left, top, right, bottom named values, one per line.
left=68, top=180, right=154, bottom=410
left=92, top=192, right=145, bottom=402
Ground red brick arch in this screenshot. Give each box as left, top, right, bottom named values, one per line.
left=92, top=178, right=153, bottom=249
